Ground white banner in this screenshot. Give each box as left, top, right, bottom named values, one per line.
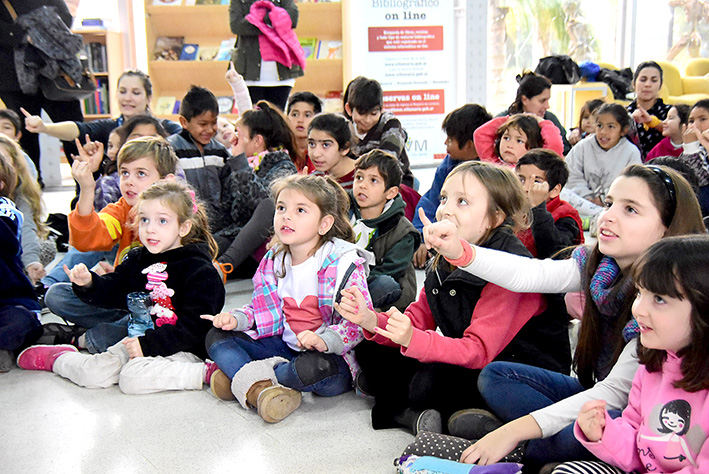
left=346, top=0, right=456, bottom=164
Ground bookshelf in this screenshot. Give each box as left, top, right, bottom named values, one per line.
left=144, top=1, right=346, bottom=119
left=73, top=29, right=125, bottom=120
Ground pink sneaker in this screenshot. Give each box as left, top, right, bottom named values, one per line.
left=204, top=360, right=219, bottom=385
left=17, top=345, right=78, bottom=371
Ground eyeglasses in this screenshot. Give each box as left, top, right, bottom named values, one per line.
left=647, top=165, right=677, bottom=227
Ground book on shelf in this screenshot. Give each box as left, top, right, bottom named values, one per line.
left=154, top=36, right=184, bottom=61
left=153, top=0, right=182, bottom=5
left=82, top=78, right=110, bottom=116
left=155, top=97, right=177, bottom=116
left=180, top=44, right=199, bottom=61
left=299, top=38, right=317, bottom=60
left=173, top=100, right=182, bottom=115
left=316, top=40, right=342, bottom=60
left=80, top=42, right=108, bottom=73
left=198, top=46, right=219, bottom=61
left=215, top=39, right=233, bottom=61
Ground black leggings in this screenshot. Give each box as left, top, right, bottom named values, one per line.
left=355, top=340, right=486, bottom=430
left=246, top=86, right=292, bottom=111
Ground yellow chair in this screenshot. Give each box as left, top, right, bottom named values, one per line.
left=655, top=60, right=709, bottom=105
left=685, top=58, right=709, bottom=77
left=595, top=62, right=618, bottom=71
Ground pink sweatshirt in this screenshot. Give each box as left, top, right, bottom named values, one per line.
left=474, top=115, right=564, bottom=167
left=575, top=352, right=709, bottom=473
left=646, top=136, right=683, bottom=162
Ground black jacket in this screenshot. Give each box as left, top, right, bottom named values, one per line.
left=425, top=226, right=571, bottom=374
left=74, top=243, right=225, bottom=359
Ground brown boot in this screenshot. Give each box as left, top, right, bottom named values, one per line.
left=245, top=379, right=302, bottom=423
left=210, top=369, right=235, bottom=401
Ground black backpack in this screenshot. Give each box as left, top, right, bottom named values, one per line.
left=596, top=68, right=634, bottom=100
left=535, top=55, right=581, bottom=84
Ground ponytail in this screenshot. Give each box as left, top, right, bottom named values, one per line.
left=242, top=100, right=302, bottom=169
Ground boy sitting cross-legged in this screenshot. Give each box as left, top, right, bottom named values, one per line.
left=515, top=149, right=584, bottom=259
left=349, top=149, right=420, bottom=311
left=43, top=137, right=179, bottom=353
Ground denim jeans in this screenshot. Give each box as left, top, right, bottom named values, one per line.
left=126, top=292, right=154, bottom=337
left=478, top=361, right=620, bottom=467
left=206, top=329, right=352, bottom=396
left=42, top=246, right=118, bottom=286
left=44, top=282, right=128, bottom=353
left=0, top=305, right=42, bottom=351
left=367, top=274, right=402, bottom=309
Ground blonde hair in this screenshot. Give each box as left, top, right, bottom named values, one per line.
left=0, top=148, right=17, bottom=198
left=269, top=174, right=354, bottom=271
left=117, top=136, right=179, bottom=177
left=134, top=180, right=218, bottom=259
left=0, top=134, right=47, bottom=237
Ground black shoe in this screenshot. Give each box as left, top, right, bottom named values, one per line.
left=37, top=323, right=85, bottom=347
left=447, top=408, right=503, bottom=440
left=0, top=349, right=14, bottom=372
left=354, top=370, right=372, bottom=397
left=415, top=409, right=443, bottom=436
left=34, top=283, right=48, bottom=309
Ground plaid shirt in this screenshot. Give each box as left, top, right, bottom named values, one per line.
left=236, top=239, right=373, bottom=380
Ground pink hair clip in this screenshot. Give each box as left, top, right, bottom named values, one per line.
left=188, top=189, right=198, bottom=213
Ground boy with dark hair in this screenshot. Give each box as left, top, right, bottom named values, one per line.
left=515, top=149, right=584, bottom=259
left=344, top=77, right=415, bottom=189
left=287, top=91, right=322, bottom=163
left=412, top=103, right=492, bottom=268
left=168, top=86, right=230, bottom=222
left=349, top=149, right=420, bottom=311
left=0, top=108, right=38, bottom=179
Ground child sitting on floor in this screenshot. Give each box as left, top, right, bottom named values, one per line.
left=17, top=181, right=225, bottom=394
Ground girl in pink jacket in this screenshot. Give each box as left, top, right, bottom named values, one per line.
left=564, top=236, right=709, bottom=474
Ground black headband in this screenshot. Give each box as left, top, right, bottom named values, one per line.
left=647, top=166, right=677, bottom=227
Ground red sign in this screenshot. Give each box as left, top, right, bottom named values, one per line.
left=368, top=26, right=444, bottom=52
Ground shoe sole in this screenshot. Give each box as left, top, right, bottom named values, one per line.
left=415, top=409, right=443, bottom=435
left=447, top=408, right=503, bottom=440
left=16, top=344, right=78, bottom=371
left=210, top=369, right=235, bottom=401
left=257, top=386, right=301, bottom=423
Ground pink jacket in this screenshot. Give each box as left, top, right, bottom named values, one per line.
left=575, top=352, right=709, bottom=473
left=474, top=115, right=564, bottom=167
left=245, top=0, right=306, bottom=70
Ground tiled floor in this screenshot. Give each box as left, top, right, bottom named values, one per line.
left=1, top=164, right=436, bottom=473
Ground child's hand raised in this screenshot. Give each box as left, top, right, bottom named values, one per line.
left=225, top=61, right=243, bottom=86
left=122, top=337, right=144, bottom=359
left=296, top=330, right=328, bottom=352
left=63, top=263, right=92, bottom=287
left=70, top=158, right=95, bottom=191
left=334, top=287, right=377, bottom=332
left=74, top=136, right=105, bottom=173
left=201, top=312, right=238, bottom=331
left=527, top=176, right=550, bottom=207
left=419, top=208, right=468, bottom=261
left=632, top=107, right=651, bottom=124
left=20, top=107, right=47, bottom=134
left=577, top=399, right=607, bottom=442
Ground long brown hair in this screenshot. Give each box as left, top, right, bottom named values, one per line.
left=634, top=235, right=709, bottom=392
left=240, top=100, right=302, bottom=169
left=269, top=174, right=354, bottom=274
left=433, top=161, right=530, bottom=270
left=0, top=134, right=47, bottom=237
left=574, top=165, right=705, bottom=387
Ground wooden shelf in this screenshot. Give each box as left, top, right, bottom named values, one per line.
left=74, top=29, right=124, bottom=120
left=145, top=5, right=231, bottom=38
left=149, top=60, right=231, bottom=95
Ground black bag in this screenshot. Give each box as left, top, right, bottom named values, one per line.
left=535, top=55, right=581, bottom=84
left=38, top=61, right=96, bottom=101
left=597, top=67, right=634, bottom=100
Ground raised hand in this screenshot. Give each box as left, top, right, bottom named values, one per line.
left=334, top=286, right=377, bottom=332
left=419, top=207, right=465, bottom=260
left=225, top=61, right=243, bottom=86
left=21, top=107, right=46, bottom=134
left=373, top=307, right=413, bottom=347
left=632, top=107, right=651, bottom=124
left=74, top=136, right=105, bottom=172
left=577, top=399, right=607, bottom=442
left=200, top=312, right=238, bottom=331
left=527, top=176, right=550, bottom=207
left=296, top=330, right=328, bottom=352
left=63, top=263, right=92, bottom=287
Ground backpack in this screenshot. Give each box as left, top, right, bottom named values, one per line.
left=535, top=55, right=581, bottom=84
left=596, top=68, right=634, bottom=100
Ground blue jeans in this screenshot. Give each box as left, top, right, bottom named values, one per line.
left=44, top=282, right=128, bottom=353
left=367, top=274, right=402, bottom=309
left=42, top=246, right=118, bottom=286
left=478, top=361, right=621, bottom=466
left=206, top=329, right=352, bottom=396
left=0, top=305, right=42, bottom=351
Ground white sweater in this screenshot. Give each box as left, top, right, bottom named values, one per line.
left=566, top=136, right=642, bottom=200
left=462, top=246, right=639, bottom=437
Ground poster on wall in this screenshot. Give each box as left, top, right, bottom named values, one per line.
left=347, top=0, right=456, bottom=165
